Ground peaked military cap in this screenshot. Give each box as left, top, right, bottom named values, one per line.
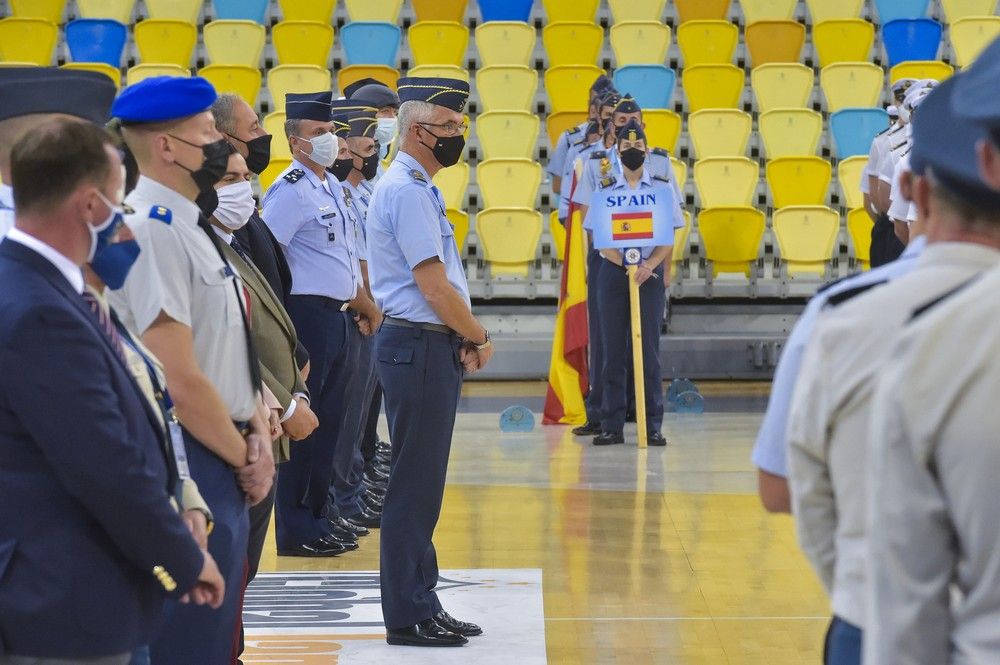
left=0, top=67, right=117, bottom=125
left=952, top=35, right=1000, bottom=128
left=347, top=109, right=378, bottom=138
left=397, top=77, right=470, bottom=113
left=285, top=90, right=332, bottom=121
left=614, top=94, right=642, bottom=115
left=616, top=118, right=646, bottom=143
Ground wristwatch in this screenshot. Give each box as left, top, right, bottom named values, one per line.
left=474, top=330, right=492, bottom=351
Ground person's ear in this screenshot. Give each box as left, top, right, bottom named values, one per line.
left=913, top=174, right=932, bottom=222
left=899, top=170, right=914, bottom=202
left=976, top=139, right=1000, bottom=191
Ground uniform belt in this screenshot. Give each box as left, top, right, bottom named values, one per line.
left=384, top=316, right=455, bottom=336
left=293, top=294, right=350, bottom=312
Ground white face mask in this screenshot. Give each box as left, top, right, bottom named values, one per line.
left=296, top=131, right=337, bottom=167
left=89, top=190, right=123, bottom=262
left=375, top=117, right=396, bottom=146
left=213, top=180, right=256, bottom=231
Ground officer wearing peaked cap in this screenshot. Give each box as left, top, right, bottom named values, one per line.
left=366, top=76, right=491, bottom=647
left=349, top=82, right=401, bottom=161
left=548, top=74, right=617, bottom=207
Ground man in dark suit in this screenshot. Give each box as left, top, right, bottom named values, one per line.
left=0, top=119, right=224, bottom=664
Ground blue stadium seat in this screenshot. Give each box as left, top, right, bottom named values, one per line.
left=882, top=18, right=941, bottom=66
left=65, top=18, right=127, bottom=67
left=213, top=0, right=269, bottom=23
left=830, top=108, right=889, bottom=157
left=874, top=0, right=930, bottom=23
left=340, top=22, right=401, bottom=66
left=478, top=0, right=533, bottom=22
left=613, top=65, right=677, bottom=110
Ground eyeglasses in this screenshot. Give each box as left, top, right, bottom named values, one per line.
left=419, top=121, right=468, bottom=136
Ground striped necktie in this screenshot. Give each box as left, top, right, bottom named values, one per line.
left=81, top=291, right=127, bottom=364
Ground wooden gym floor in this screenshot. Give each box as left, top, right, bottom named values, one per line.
left=248, top=381, right=829, bottom=664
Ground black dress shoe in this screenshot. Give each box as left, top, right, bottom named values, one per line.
left=648, top=431, right=668, bottom=446
left=593, top=431, right=625, bottom=446
left=571, top=421, right=602, bottom=436
left=366, top=481, right=387, bottom=497
left=386, top=618, right=467, bottom=647
left=331, top=515, right=369, bottom=537
left=434, top=610, right=483, bottom=637
left=366, top=464, right=390, bottom=483
left=321, top=534, right=358, bottom=551
left=326, top=522, right=360, bottom=542
left=346, top=507, right=381, bottom=529
left=363, top=490, right=384, bottom=510
left=278, top=539, right=346, bottom=557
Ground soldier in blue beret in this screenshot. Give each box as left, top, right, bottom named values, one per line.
left=366, top=76, right=490, bottom=647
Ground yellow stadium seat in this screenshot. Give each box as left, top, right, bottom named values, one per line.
left=279, top=0, right=337, bottom=22
left=433, top=162, right=470, bottom=210
left=476, top=112, right=539, bottom=161
left=739, top=0, right=797, bottom=23
left=126, top=63, right=189, bottom=85
left=546, top=111, right=588, bottom=149
left=951, top=17, right=1000, bottom=68
left=608, top=0, right=667, bottom=22
left=134, top=19, right=197, bottom=68
left=759, top=109, right=823, bottom=158
left=477, top=159, right=542, bottom=208
left=813, top=19, right=875, bottom=68
left=344, top=0, right=403, bottom=22
left=805, top=0, right=864, bottom=21
left=671, top=156, right=688, bottom=191
left=549, top=211, right=567, bottom=261
left=644, top=109, right=683, bottom=153
left=447, top=208, right=470, bottom=252
left=766, top=156, right=832, bottom=207
left=837, top=155, right=867, bottom=210
left=338, top=65, right=399, bottom=94
left=407, top=64, right=470, bottom=82
left=146, top=0, right=200, bottom=21
left=688, top=109, right=752, bottom=158
left=694, top=157, right=759, bottom=207
left=260, top=158, right=292, bottom=192
left=204, top=21, right=266, bottom=67
left=543, top=0, right=600, bottom=22
left=409, top=21, right=469, bottom=68
left=820, top=63, right=883, bottom=113
left=10, top=0, right=64, bottom=22
left=847, top=207, right=873, bottom=269
left=476, top=66, right=537, bottom=113
left=941, top=0, right=999, bottom=23
left=199, top=65, right=261, bottom=106
left=543, top=22, right=603, bottom=67
left=413, top=0, right=468, bottom=22
left=268, top=65, right=332, bottom=112
left=62, top=62, right=122, bottom=89
left=272, top=21, right=334, bottom=68
left=681, top=64, right=745, bottom=112
left=750, top=63, right=813, bottom=113
left=672, top=211, right=692, bottom=265
left=772, top=206, right=839, bottom=276
left=745, top=20, right=805, bottom=67
left=889, top=61, right=954, bottom=84
left=263, top=111, right=291, bottom=159
left=698, top=206, right=766, bottom=277
left=476, top=207, right=543, bottom=276
left=0, top=18, right=57, bottom=66
left=676, top=0, right=731, bottom=23
left=545, top=65, right=605, bottom=112
left=610, top=22, right=672, bottom=66
left=474, top=21, right=536, bottom=68
left=677, top=20, right=738, bottom=65
left=76, top=0, right=134, bottom=23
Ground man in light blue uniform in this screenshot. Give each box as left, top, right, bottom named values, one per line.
left=367, top=76, right=494, bottom=648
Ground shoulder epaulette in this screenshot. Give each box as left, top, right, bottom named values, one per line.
left=409, top=169, right=427, bottom=183
left=909, top=276, right=980, bottom=321
left=816, top=274, right=852, bottom=296
left=590, top=150, right=607, bottom=160
left=875, top=126, right=892, bottom=137
left=824, top=280, right=888, bottom=308
left=567, top=126, right=581, bottom=135
left=148, top=205, right=172, bottom=224
left=650, top=147, right=669, bottom=157
left=283, top=168, right=305, bottom=184
left=652, top=174, right=671, bottom=183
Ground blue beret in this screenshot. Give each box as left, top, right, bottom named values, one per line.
left=0, top=67, right=116, bottom=124
left=397, top=77, right=470, bottom=113
left=112, top=76, right=216, bottom=124
left=286, top=90, right=332, bottom=121
left=952, top=35, right=1000, bottom=127
left=616, top=118, right=646, bottom=143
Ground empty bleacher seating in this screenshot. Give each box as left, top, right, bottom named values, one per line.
left=10, top=0, right=64, bottom=23
left=610, top=21, right=672, bottom=66
left=477, top=159, right=542, bottom=208
left=950, top=16, right=1000, bottom=67
left=203, top=20, right=266, bottom=67
left=847, top=207, right=874, bottom=269
left=0, top=17, right=57, bottom=65
left=874, top=0, right=931, bottom=23
left=766, top=157, right=832, bottom=207
left=772, top=206, right=839, bottom=277
left=543, top=0, right=600, bottom=22
left=698, top=207, right=766, bottom=278
left=278, top=0, right=336, bottom=22
left=759, top=109, right=823, bottom=158
left=65, top=18, right=127, bottom=67
left=543, top=22, right=603, bottom=66
left=813, top=19, right=875, bottom=67
left=134, top=19, right=197, bottom=68
left=695, top=157, right=759, bottom=207
left=475, top=208, right=543, bottom=276
left=751, top=63, right=813, bottom=111
left=739, top=0, right=798, bottom=23
left=608, top=0, right=667, bottom=22
left=941, top=0, right=998, bottom=23
left=830, top=108, right=890, bottom=157
left=477, top=0, right=533, bottom=23
left=273, top=20, right=335, bottom=67
left=340, top=21, right=401, bottom=66
left=76, top=1, right=135, bottom=24
left=409, top=21, right=469, bottom=67
left=838, top=156, right=868, bottom=210
left=475, top=22, right=536, bottom=67
left=476, top=66, right=538, bottom=113
left=688, top=110, right=753, bottom=158
left=676, top=0, right=731, bottom=23
left=213, top=0, right=268, bottom=22
left=745, top=20, right=806, bottom=66
left=613, top=66, right=677, bottom=109
left=805, top=0, right=864, bottom=21
left=677, top=20, right=739, bottom=65
left=146, top=0, right=201, bottom=22
left=682, top=64, right=745, bottom=112
left=820, top=62, right=883, bottom=112
left=476, top=111, right=540, bottom=160
left=345, top=0, right=403, bottom=22
left=882, top=18, right=943, bottom=66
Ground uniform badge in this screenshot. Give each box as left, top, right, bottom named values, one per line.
left=409, top=169, right=427, bottom=184
left=283, top=168, right=305, bottom=184
left=600, top=156, right=611, bottom=176
left=600, top=176, right=617, bottom=189
left=148, top=205, right=172, bottom=224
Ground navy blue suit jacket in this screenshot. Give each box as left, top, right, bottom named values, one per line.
left=0, top=239, right=205, bottom=658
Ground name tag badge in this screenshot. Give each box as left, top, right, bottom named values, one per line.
left=321, top=212, right=337, bottom=219
left=220, top=265, right=234, bottom=278
left=168, top=420, right=192, bottom=480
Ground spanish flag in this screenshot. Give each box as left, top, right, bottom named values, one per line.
left=611, top=211, right=654, bottom=241
left=543, top=161, right=590, bottom=425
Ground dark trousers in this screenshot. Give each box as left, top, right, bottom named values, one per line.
left=361, top=384, right=383, bottom=463
left=823, top=616, right=862, bottom=665
left=375, top=324, right=463, bottom=629
left=275, top=296, right=350, bottom=548
left=597, top=260, right=666, bottom=434
left=585, top=248, right=605, bottom=424
left=870, top=213, right=905, bottom=268
left=151, top=431, right=249, bottom=665
left=331, top=322, right=376, bottom=517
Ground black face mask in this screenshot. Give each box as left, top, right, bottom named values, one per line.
left=353, top=151, right=379, bottom=180
left=170, top=135, right=231, bottom=193
left=228, top=133, right=272, bottom=175
left=418, top=126, right=465, bottom=168
left=620, top=147, right=646, bottom=171
left=326, top=157, right=354, bottom=182
left=195, top=188, right=219, bottom=217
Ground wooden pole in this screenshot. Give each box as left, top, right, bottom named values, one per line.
left=626, top=265, right=648, bottom=448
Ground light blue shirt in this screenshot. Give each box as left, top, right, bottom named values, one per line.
left=344, top=178, right=373, bottom=262
left=261, top=159, right=359, bottom=301
left=558, top=138, right=600, bottom=220
left=546, top=121, right=588, bottom=178
left=367, top=151, right=471, bottom=325
left=588, top=167, right=686, bottom=260
left=750, top=235, right=928, bottom=476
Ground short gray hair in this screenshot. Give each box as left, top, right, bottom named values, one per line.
left=284, top=118, right=302, bottom=140
left=210, top=93, right=241, bottom=136
left=397, top=100, right=436, bottom=140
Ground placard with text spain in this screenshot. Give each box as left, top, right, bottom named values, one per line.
left=589, top=184, right=677, bottom=250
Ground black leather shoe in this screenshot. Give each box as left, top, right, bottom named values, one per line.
left=648, top=431, right=668, bottom=446
left=326, top=522, right=360, bottom=542
left=434, top=610, right=483, bottom=637
left=278, top=539, right=346, bottom=557
left=366, top=481, right=387, bottom=497
left=366, top=464, right=390, bottom=483
left=363, top=490, right=384, bottom=510
left=346, top=507, right=381, bottom=529
left=386, top=618, right=467, bottom=647
left=321, top=534, right=358, bottom=551
left=571, top=421, right=601, bottom=436
left=593, top=431, right=625, bottom=446
left=331, top=515, right=368, bottom=537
